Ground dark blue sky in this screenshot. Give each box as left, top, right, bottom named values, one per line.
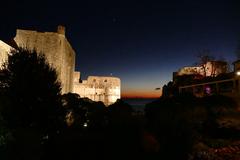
left=1, top=0, right=240, bottom=97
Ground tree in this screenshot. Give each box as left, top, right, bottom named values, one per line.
left=210, top=60, right=228, bottom=77
left=0, top=48, right=63, bottom=135
left=107, top=99, right=133, bottom=126
left=145, top=96, right=196, bottom=160
left=61, top=93, right=84, bottom=127
left=196, top=49, right=215, bottom=77
left=0, top=48, right=65, bottom=159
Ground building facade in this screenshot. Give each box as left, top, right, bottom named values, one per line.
left=178, top=60, right=240, bottom=105
left=0, top=26, right=121, bottom=105
left=0, top=40, right=13, bottom=69
left=73, top=72, right=121, bottom=106
left=177, top=61, right=227, bottom=77
left=14, top=26, right=75, bottom=93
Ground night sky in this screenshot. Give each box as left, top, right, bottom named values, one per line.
left=1, top=0, right=240, bottom=98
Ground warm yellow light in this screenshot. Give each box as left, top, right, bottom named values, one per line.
left=237, top=71, right=240, bottom=76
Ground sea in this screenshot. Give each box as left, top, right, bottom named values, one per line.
left=122, top=98, right=158, bottom=113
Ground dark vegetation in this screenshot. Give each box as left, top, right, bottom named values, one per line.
left=0, top=49, right=240, bottom=160
left=146, top=94, right=240, bottom=160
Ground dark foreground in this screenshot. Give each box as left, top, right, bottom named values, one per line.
left=1, top=94, right=240, bottom=160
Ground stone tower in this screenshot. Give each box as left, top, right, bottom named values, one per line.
left=73, top=72, right=121, bottom=106
left=14, top=26, right=75, bottom=93
left=0, top=26, right=121, bottom=106
left=57, top=25, right=66, bottom=35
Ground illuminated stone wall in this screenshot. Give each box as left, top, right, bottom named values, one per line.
left=73, top=72, right=121, bottom=106
left=177, top=66, right=201, bottom=76
left=0, top=40, right=13, bottom=68
left=1, top=26, right=121, bottom=105
left=14, top=26, right=75, bottom=93
left=204, top=61, right=227, bottom=76
left=177, top=61, right=227, bottom=77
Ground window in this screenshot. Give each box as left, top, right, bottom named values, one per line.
left=104, top=79, right=107, bottom=82
left=93, top=79, right=96, bottom=82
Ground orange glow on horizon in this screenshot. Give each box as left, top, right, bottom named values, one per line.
left=121, top=90, right=162, bottom=99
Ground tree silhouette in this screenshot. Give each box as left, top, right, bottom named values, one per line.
left=196, top=49, right=215, bottom=77
left=61, top=93, right=85, bottom=127
left=0, top=48, right=63, bottom=134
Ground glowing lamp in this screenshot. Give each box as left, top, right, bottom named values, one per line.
left=83, top=122, right=88, bottom=128
left=236, top=71, right=240, bottom=76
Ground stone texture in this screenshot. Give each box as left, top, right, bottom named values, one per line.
left=14, top=26, right=75, bottom=93
left=177, top=61, right=227, bottom=77
left=0, top=40, right=13, bottom=68
left=73, top=72, right=121, bottom=106
left=0, top=26, right=121, bottom=105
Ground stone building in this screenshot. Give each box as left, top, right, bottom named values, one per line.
left=177, top=66, right=201, bottom=76
left=13, top=25, right=75, bottom=93
left=73, top=71, right=121, bottom=106
left=178, top=60, right=240, bottom=101
left=0, top=26, right=121, bottom=105
left=176, top=61, right=227, bottom=77
left=0, top=40, right=13, bottom=69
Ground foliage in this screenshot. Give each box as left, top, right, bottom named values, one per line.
left=196, top=49, right=215, bottom=77
left=107, top=99, right=133, bottom=126
left=78, top=98, right=106, bottom=129
left=145, top=94, right=239, bottom=160
left=0, top=113, right=13, bottom=157
left=61, top=93, right=82, bottom=127
left=0, top=48, right=63, bottom=132
left=145, top=96, right=197, bottom=159
left=62, top=93, right=106, bottom=129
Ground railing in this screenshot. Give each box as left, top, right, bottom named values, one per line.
left=179, top=78, right=240, bottom=97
